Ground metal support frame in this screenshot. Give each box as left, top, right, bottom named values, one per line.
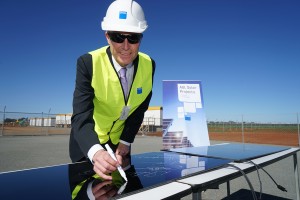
left=294, top=153, right=300, bottom=200
left=192, top=191, right=202, bottom=200
left=191, top=150, right=300, bottom=200
left=226, top=181, right=231, bottom=196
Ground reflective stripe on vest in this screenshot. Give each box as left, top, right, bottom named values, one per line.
left=89, top=46, right=153, bottom=144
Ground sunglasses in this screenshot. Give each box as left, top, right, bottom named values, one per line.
left=107, top=32, right=143, bottom=44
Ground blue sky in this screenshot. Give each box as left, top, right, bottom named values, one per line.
left=0, top=0, right=299, bottom=122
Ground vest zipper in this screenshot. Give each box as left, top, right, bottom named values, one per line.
left=107, top=120, right=117, bottom=136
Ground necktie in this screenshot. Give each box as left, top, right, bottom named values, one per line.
left=119, top=68, right=128, bottom=98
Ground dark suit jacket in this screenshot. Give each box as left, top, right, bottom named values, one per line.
left=69, top=47, right=155, bottom=162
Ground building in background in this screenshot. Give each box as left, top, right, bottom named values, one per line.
left=29, top=117, right=55, bottom=127
left=55, top=114, right=72, bottom=128
left=28, top=107, right=163, bottom=132
left=140, top=106, right=163, bottom=133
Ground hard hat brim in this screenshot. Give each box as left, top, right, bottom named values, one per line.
left=101, top=23, right=148, bottom=33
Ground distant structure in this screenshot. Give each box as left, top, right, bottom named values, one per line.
left=139, top=106, right=163, bottom=133
left=55, top=113, right=72, bottom=128
left=29, top=117, right=55, bottom=127
left=29, top=107, right=163, bottom=132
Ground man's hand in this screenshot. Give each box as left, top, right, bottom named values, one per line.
left=92, top=180, right=118, bottom=200
left=92, top=149, right=121, bottom=180
left=116, top=143, right=130, bottom=157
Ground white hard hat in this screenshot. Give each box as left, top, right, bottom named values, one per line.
left=101, top=0, right=148, bottom=33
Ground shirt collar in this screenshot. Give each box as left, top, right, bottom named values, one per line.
left=111, top=56, right=133, bottom=72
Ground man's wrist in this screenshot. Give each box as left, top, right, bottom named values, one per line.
left=87, top=180, right=95, bottom=200
left=87, top=144, right=104, bottom=163
left=119, top=140, right=131, bottom=146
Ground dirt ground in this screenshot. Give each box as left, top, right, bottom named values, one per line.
left=1, top=126, right=71, bottom=136
left=1, top=127, right=299, bottom=147
left=209, top=131, right=299, bottom=146
left=141, top=130, right=299, bottom=147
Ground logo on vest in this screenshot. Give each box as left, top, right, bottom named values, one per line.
left=137, top=87, right=142, bottom=94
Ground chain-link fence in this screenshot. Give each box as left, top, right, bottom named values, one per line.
left=0, top=111, right=71, bottom=136
left=207, top=113, right=300, bottom=147
left=1, top=110, right=299, bottom=146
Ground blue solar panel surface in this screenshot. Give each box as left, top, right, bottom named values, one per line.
left=166, top=143, right=290, bottom=162
left=130, top=152, right=231, bottom=188
left=0, top=152, right=231, bottom=200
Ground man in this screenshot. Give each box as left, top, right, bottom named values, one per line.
left=69, top=0, right=155, bottom=180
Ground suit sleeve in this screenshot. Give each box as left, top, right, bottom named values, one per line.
left=70, top=54, right=100, bottom=160
left=119, top=58, right=156, bottom=143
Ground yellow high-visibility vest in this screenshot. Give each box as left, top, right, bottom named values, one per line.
left=89, top=46, right=153, bottom=144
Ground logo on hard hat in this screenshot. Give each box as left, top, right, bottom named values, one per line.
left=119, top=11, right=127, bottom=19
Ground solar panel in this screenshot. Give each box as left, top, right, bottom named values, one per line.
left=165, top=143, right=290, bottom=162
